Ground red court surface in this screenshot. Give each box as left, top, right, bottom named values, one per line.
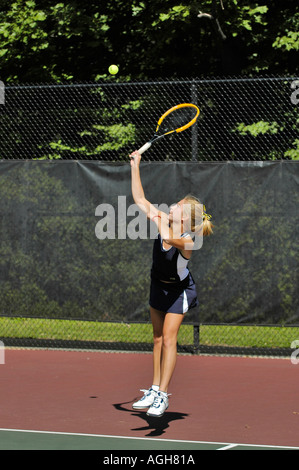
left=0, top=349, right=298, bottom=448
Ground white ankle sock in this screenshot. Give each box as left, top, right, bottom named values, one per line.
left=151, top=384, right=159, bottom=391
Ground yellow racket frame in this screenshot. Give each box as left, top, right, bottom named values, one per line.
left=156, top=103, right=200, bottom=135
left=137, top=103, right=200, bottom=155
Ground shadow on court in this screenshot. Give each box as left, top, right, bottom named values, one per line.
left=113, top=400, right=188, bottom=437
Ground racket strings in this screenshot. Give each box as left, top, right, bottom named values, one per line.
left=157, top=107, right=198, bottom=135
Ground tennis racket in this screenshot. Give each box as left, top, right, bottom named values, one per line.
left=137, top=103, right=200, bottom=155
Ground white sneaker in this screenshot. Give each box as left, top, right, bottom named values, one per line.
left=146, top=391, right=170, bottom=417
left=132, top=388, right=158, bottom=410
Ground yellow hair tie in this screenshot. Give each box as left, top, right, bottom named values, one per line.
left=203, top=205, right=212, bottom=220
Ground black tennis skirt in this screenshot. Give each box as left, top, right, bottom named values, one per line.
left=149, top=272, right=199, bottom=314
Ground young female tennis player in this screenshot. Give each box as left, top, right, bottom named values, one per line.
left=129, top=150, right=213, bottom=417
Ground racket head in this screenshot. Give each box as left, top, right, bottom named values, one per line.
left=155, top=103, right=200, bottom=137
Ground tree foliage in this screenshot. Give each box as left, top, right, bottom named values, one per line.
left=0, top=0, right=298, bottom=83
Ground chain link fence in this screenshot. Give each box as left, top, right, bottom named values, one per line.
left=0, top=76, right=298, bottom=356
left=0, top=76, right=298, bottom=162
left=1, top=317, right=298, bottom=357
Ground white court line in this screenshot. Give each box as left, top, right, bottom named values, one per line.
left=1, top=428, right=299, bottom=450
left=0, top=428, right=228, bottom=445
left=217, top=444, right=238, bottom=450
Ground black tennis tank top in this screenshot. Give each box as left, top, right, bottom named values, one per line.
left=151, top=233, right=190, bottom=283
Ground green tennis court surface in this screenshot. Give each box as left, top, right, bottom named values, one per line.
left=0, top=429, right=298, bottom=451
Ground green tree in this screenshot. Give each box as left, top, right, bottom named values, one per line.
left=0, top=1, right=298, bottom=83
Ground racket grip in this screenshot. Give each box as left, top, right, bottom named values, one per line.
left=138, top=142, right=152, bottom=155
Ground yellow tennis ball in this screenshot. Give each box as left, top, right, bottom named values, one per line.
left=108, top=64, right=119, bottom=75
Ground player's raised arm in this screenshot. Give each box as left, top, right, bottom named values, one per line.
left=130, top=150, right=159, bottom=219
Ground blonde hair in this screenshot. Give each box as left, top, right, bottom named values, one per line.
left=183, top=194, right=214, bottom=237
